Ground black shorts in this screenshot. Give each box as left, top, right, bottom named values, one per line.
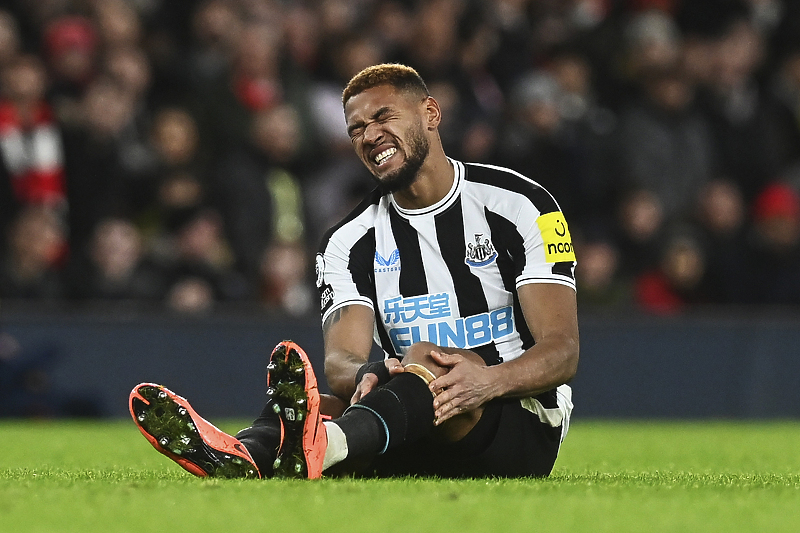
left=361, top=396, right=566, bottom=478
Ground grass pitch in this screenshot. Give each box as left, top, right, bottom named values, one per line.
left=2, top=419, right=799, bottom=532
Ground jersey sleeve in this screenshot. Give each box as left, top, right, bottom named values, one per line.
left=316, top=224, right=376, bottom=326
left=515, top=205, right=577, bottom=290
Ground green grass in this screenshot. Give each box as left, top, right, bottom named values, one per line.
left=2, top=419, right=799, bottom=532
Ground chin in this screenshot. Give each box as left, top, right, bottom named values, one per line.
left=369, top=130, right=428, bottom=193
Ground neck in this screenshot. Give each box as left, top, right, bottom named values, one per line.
left=392, top=148, right=453, bottom=210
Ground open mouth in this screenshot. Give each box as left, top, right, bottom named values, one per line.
left=373, top=147, right=397, bottom=166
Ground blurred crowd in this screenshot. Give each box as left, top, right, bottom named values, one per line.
left=2, top=0, right=800, bottom=317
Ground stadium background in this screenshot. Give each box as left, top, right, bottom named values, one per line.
left=2, top=0, right=800, bottom=419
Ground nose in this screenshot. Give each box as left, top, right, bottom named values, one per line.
left=363, top=121, right=383, bottom=144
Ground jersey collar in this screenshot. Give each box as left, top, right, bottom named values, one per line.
left=389, top=158, right=464, bottom=217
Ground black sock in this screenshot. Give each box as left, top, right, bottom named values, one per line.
left=235, top=402, right=282, bottom=476
left=333, top=372, right=435, bottom=459
left=331, top=406, right=386, bottom=459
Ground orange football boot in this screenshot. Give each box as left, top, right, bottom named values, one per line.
left=266, top=341, right=327, bottom=479
left=130, top=383, right=260, bottom=478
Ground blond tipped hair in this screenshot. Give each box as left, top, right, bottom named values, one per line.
left=342, top=63, right=429, bottom=106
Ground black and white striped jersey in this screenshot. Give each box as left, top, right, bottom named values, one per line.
left=315, top=159, right=577, bottom=365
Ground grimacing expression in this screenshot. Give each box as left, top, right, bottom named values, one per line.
left=345, top=85, right=431, bottom=193
left=375, top=116, right=429, bottom=193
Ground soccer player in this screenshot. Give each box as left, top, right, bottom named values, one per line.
left=130, top=64, right=579, bottom=479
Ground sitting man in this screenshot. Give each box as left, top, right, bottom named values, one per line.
left=130, top=63, right=579, bottom=478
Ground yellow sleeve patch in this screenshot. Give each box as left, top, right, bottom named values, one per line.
left=536, top=211, right=576, bottom=263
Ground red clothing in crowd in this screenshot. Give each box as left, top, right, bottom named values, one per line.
left=0, top=100, right=67, bottom=207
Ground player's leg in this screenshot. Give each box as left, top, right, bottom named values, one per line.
left=318, top=341, right=472, bottom=473
left=131, top=339, right=489, bottom=478
left=253, top=340, right=330, bottom=478
left=367, top=385, right=572, bottom=478
left=130, top=383, right=261, bottom=478
left=234, top=390, right=346, bottom=478
left=337, top=343, right=571, bottom=478
left=252, top=339, right=410, bottom=478
left=448, top=385, right=573, bottom=477
left=399, top=341, right=488, bottom=442
left=237, top=340, right=445, bottom=477
left=239, top=340, right=568, bottom=478
left=130, top=340, right=347, bottom=479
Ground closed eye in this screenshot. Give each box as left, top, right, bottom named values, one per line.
left=347, top=123, right=365, bottom=139
left=372, top=107, right=397, bottom=123
left=348, top=106, right=398, bottom=139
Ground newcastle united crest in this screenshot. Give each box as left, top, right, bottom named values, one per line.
left=465, top=233, right=497, bottom=267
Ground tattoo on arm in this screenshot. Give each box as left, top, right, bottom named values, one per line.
left=322, top=307, right=345, bottom=336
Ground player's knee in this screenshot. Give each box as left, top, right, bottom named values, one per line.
left=402, top=341, right=450, bottom=379
left=404, top=341, right=438, bottom=360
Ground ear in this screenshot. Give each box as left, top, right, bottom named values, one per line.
left=424, top=96, right=442, bottom=130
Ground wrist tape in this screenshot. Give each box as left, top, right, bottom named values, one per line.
left=355, top=360, right=392, bottom=388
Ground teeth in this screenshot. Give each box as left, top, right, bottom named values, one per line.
left=374, top=147, right=396, bottom=165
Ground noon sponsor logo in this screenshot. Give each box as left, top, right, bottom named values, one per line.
left=536, top=211, right=576, bottom=263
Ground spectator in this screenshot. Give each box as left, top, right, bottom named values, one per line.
left=0, top=206, right=66, bottom=300
left=405, top=0, right=463, bottom=81
left=193, top=21, right=307, bottom=159
left=42, top=16, right=98, bottom=127
left=304, top=34, right=385, bottom=244
left=549, top=49, right=619, bottom=231
left=0, top=0, right=799, bottom=315
left=769, top=48, right=800, bottom=169
left=66, top=217, right=166, bottom=301
left=615, top=189, right=666, bottom=278
left=483, top=0, right=538, bottom=91
left=257, top=241, right=313, bottom=316
left=494, top=70, right=581, bottom=219
left=744, top=182, right=800, bottom=305
left=698, top=16, right=783, bottom=203
left=635, top=230, right=708, bottom=314
left=0, top=54, right=68, bottom=243
left=0, top=10, right=21, bottom=69
left=185, top=0, right=243, bottom=91
left=103, top=46, right=152, bottom=106
left=615, top=9, right=683, bottom=109
left=575, top=240, right=632, bottom=310
left=61, top=76, right=152, bottom=254
left=162, top=208, right=248, bottom=313
left=617, top=62, right=713, bottom=230
left=139, top=107, right=208, bottom=240
left=165, top=275, right=216, bottom=314
left=695, top=179, right=749, bottom=304
left=283, top=4, right=323, bottom=74
left=93, top=0, right=142, bottom=50
left=213, top=103, right=308, bottom=285
left=368, top=1, right=414, bottom=60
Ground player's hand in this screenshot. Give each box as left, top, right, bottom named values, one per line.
left=429, top=351, right=496, bottom=425
left=350, top=357, right=404, bottom=405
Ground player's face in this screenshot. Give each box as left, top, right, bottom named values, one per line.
left=344, top=85, right=430, bottom=193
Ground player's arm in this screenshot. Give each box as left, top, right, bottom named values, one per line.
left=322, top=304, right=403, bottom=403
left=489, top=282, right=579, bottom=397
left=429, top=282, right=578, bottom=422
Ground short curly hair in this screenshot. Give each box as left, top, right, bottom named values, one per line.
left=342, top=63, right=429, bottom=107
